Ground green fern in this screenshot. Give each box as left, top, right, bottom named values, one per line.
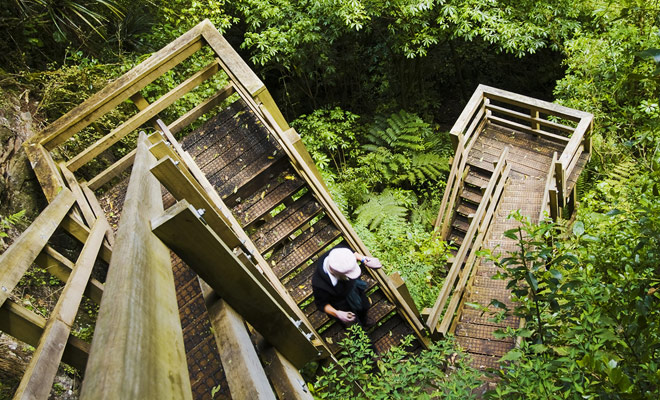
left=354, top=189, right=408, bottom=230
left=361, top=110, right=449, bottom=187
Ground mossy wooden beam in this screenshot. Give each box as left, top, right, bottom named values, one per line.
left=87, top=149, right=137, bottom=190
left=66, top=60, right=221, bottom=172
left=0, top=188, right=74, bottom=308
left=151, top=200, right=319, bottom=369
left=207, top=298, right=276, bottom=399
left=23, top=142, right=66, bottom=202
left=80, top=134, right=191, bottom=400
left=0, top=299, right=89, bottom=372
left=32, top=22, right=207, bottom=150
left=14, top=218, right=107, bottom=400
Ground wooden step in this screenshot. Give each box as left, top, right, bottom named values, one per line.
left=451, top=214, right=470, bottom=233
left=373, top=317, right=414, bottom=354
left=458, top=307, right=519, bottom=328
left=454, top=322, right=514, bottom=343
left=269, top=218, right=342, bottom=279
left=232, top=168, right=306, bottom=228
left=464, top=172, right=490, bottom=190
left=469, top=353, right=501, bottom=370
left=250, top=192, right=323, bottom=253
left=448, top=229, right=465, bottom=246
left=456, top=201, right=478, bottom=217
left=195, top=129, right=271, bottom=178
left=460, top=186, right=483, bottom=205
left=456, top=336, right=512, bottom=358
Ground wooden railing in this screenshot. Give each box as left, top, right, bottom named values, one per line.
left=427, top=148, right=510, bottom=335
left=479, top=85, right=593, bottom=220
left=435, top=87, right=489, bottom=239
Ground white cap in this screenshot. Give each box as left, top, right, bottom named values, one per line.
left=327, top=248, right=361, bottom=280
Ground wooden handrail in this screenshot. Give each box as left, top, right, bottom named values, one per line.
left=427, top=148, right=510, bottom=333
left=437, top=163, right=510, bottom=335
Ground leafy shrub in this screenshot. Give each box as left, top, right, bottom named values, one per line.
left=314, top=325, right=482, bottom=399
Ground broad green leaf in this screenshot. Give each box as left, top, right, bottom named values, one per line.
left=499, top=349, right=523, bottom=362
left=572, top=221, right=585, bottom=236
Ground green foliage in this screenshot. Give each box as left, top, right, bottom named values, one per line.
left=0, top=209, right=26, bottom=239
left=292, top=107, right=362, bottom=173
left=487, top=168, right=660, bottom=399
left=354, top=188, right=409, bottom=231
left=361, top=110, right=448, bottom=188
left=314, top=325, right=482, bottom=399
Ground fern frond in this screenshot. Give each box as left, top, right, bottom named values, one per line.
left=354, top=189, right=408, bottom=231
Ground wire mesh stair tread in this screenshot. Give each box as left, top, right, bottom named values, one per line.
left=232, top=168, right=306, bottom=227
left=458, top=307, right=520, bottom=328
left=250, top=193, right=323, bottom=253
left=456, top=336, right=513, bottom=358
left=468, top=149, right=551, bottom=179
left=454, top=322, right=514, bottom=344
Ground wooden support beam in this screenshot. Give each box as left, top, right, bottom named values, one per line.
left=23, top=142, right=66, bottom=202
left=66, top=60, right=221, bottom=172
left=35, top=246, right=104, bottom=304
left=61, top=214, right=112, bottom=264
left=150, top=156, right=242, bottom=248
left=0, top=188, right=75, bottom=308
left=80, top=134, right=191, bottom=400
left=0, top=299, right=89, bottom=372
left=31, top=22, right=206, bottom=150
left=199, top=20, right=264, bottom=96
left=59, top=163, right=97, bottom=228
left=80, top=183, right=115, bottom=247
left=389, top=272, right=421, bottom=319
left=151, top=200, right=319, bottom=368
left=207, top=298, right=276, bottom=400
left=129, top=92, right=161, bottom=130
left=14, top=218, right=107, bottom=400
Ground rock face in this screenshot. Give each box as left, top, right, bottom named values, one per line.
left=0, top=91, right=45, bottom=221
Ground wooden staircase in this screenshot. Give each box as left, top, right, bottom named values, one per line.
left=426, top=85, right=593, bottom=371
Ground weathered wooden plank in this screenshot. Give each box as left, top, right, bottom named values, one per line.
left=480, top=85, right=590, bottom=122
left=66, top=60, right=221, bottom=172
left=151, top=200, right=320, bottom=368
left=389, top=272, right=421, bottom=319
left=23, top=142, right=66, bottom=202
left=450, top=86, right=485, bottom=137
left=169, top=84, right=235, bottom=135
left=260, top=345, right=313, bottom=400
left=80, top=183, right=115, bottom=247
left=34, top=246, right=104, bottom=304
left=80, top=134, right=191, bottom=400
left=0, top=299, right=90, bottom=372
left=59, top=163, right=97, bottom=228
left=150, top=156, right=242, bottom=249
left=0, top=188, right=74, bottom=308
left=485, top=104, right=574, bottom=136
left=207, top=298, right=276, bottom=400
left=33, top=23, right=205, bottom=149
left=200, top=20, right=265, bottom=96
left=14, top=218, right=106, bottom=400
